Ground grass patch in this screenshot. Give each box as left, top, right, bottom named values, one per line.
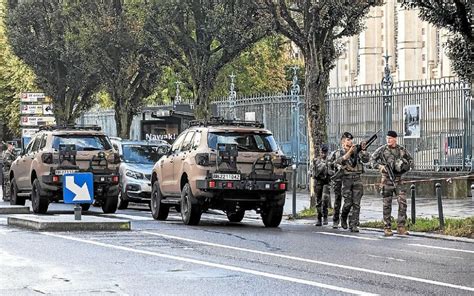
left=360, top=216, right=474, bottom=238
left=292, top=207, right=334, bottom=219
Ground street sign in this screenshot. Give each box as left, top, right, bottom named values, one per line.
left=19, top=92, right=52, bottom=103
left=63, top=173, right=94, bottom=204
left=20, top=104, right=53, bottom=115
left=21, top=128, right=39, bottom=137
left=20, top=116, right=56, bottom=126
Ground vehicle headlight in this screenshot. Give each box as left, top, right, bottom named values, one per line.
left=125, top=169, right=144, bottom=179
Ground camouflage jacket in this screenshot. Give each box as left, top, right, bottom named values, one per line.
left=311, top=156, right=332, bottom=181
left=334, top=147, right=370, bottom=175
left=371, top=144, right=414, bottom=177
left=2, top=150, right=17, bottom=169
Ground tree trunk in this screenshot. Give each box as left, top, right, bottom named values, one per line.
left=194, top=72, right=217, bottom=120
left=114, top=99, right=133, bottom=139
left=304, top=46, right=329, bottom=209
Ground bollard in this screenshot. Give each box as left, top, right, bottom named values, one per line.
left=410, top=184, right=416, bottom=224
left=74, top=204, right=82, bottom=221
left=471, top=184, right=474, bottom=203
left=292, top=164, right=297, bottom=218
left=435, top=183, right=444, bottom=231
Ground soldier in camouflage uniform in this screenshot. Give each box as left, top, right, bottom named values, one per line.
left=328, top=144, right=344, bottom=229
left=312, top=144, right=331, bottom=226
left=2, top=143, right=17, bottom=201
left=371, top=131, right=414, bottom=236
left=334, top=132, right=370, bottom=232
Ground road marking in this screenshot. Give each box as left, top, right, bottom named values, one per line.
left=0, top=218, right=7, bottom=222
left=315, top=232, right=378, bottom=241
left=142, top=231, right=474, bottom=292
left=367, top=255, right=405, bottom=262
left=408, top=243, right=474, bottom=254
left=42, top=232, right=377, bottom=296
left=102, top=213, right=154, bottom=221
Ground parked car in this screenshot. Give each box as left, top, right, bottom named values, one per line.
left=150, top=117, right=291, bottom=227
left=111, top=138, right=170, bottom=209
left=9, top=125, right=120, bottom=214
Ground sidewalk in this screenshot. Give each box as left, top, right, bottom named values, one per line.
left=283, top=191, right=474, bottom=222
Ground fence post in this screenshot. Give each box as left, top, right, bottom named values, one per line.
left=292, top=164, right=297, bottom=218
left=435, top=183, right=444, bottom=231
left=471, top=184, right=474, bottom=203
left=410, top=184, right=416, bottom=224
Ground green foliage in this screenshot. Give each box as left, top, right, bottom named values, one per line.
left=145, top=0, right=273, bottom=118
left=0, top=0, right=36, bottom=138
left=6, top=0, right=101, bottom=124
left=360, top=216, right=474, bottom=238
left=295, top=206, right=334, bottom=219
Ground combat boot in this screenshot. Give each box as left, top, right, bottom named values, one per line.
left=384, top=228, right=393, bottom=237
left=315, top=219, right=322, bottom=227
left=350, top=226, right=359, bottom=233
left=323, top=217, right=328, bottom=225
left=397, top=226, right=409, bottom=235
left=341, top=218, right=348, bottom=229
left=332, top=220, right=339, bottom=229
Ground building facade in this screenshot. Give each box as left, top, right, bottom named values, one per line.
left=329, top=0, right=456, bottom=88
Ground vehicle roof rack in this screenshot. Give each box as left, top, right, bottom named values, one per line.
left=189, top=116, right=264, bottom=129
left=39, top=125, right=102, bottom=131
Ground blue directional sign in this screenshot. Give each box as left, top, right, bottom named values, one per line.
left=63, top=173, right=94, bottom=204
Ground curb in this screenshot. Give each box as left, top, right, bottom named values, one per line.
left=362, top=227, right=474, bottom=243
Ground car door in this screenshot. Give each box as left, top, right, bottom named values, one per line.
left=171, top=130, right=195, bottom=193
left=160, top=132, right=186, bottom=194
left=17, top=135, right=40, bottom=189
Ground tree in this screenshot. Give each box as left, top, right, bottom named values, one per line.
left=6, top=0, right=101, bottom=125
left=264, top=0, right=382, bottom=157
left=0, top=0, right=36, bottom=139
left=145, top=0, right=273, bottom=118
left=77, top=0, right=165, bottom=138
left=400, top=0, right=473, bottom=81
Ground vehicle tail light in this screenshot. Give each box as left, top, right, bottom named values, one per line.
left=41, top=153, right=53, bottom=164
left=112, top=152, right=121, bottom=164
left=209, top=180, right=216, bottom=188
left=112, top=176, right=119, bottom=183
left=279, top=183, right=286, bottom=190
left=52, top=175, right=59, bottom=183
left=195, top=153, right=210, bottom=166
left=227, top=182, right=233, bottom=188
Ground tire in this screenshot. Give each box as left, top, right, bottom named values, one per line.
left=174, top=205, right=181, bottom=213
left=150, top=182, right=169, bottom=220
left=117, top=190, right=129, bottom=210
left=2, top=178, right=10, bottom=202
left=10, top=178, right=25, bottom=206
left=261, top=205, right=284, bottom=227
left=102, top=195, right=118, bottom=213
left=31, top=179, right=49, bottom=214
left=80, top=204, right=91, bottom=211
left=180, top=183, right=201, bottom=225
left=226, top=210, right=245, bottom=222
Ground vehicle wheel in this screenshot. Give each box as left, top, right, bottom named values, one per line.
left=117, top=190, right=129, bottom=210
left=80, top=204, right=91, bottom=212
left=175, top=204, right=181, bottom=213
left=10, top=178, right=25, bottom=206
left=2, top=179, right=10, bottom=202
left=261, top=205, right=284, bottom=227
left=31, top=179, right=49, bottom=214
left=181, top=183, right=201, bottom=225
left=150, top=182, right=169, bottom=220
left=226, top=210, right=245, bottom=222
left=102, top=195, right=118, bottom=214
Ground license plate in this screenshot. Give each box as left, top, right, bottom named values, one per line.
left=55, top=169, right=79, bottom=175
left=212, top=173, right=241, bottom=181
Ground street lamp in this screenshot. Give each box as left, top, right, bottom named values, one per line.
left=381, top=53, right=393, bottom=138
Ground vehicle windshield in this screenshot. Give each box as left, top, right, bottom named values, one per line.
left=52, top=135, right=112, bottom=151
left=122, top=144, right=165, bottom=164
left=208, top=132, right=278, bottom=152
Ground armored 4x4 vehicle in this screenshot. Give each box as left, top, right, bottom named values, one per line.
left=9, top=126, right=120, bottom=214
left=150, top=117, right=291, bottom=227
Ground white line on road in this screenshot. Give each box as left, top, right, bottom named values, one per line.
left=367, top=255, right=406, bottom=262
left=102, top=213, right=154, bottom=221
left=408, top=243, right=474, bottom=254
left=42, top=232, right=377, bottom=296
left=315, top=232, right=379, bottom=241
left=142, top=231, right=474, bottom=293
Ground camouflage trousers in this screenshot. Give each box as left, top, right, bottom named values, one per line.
left=381, top=178, right=407, bottom=228
left=2, top=170, right=10, bottom=201
left=314, top=179, right=330, bottom=221
left=332, top=179, right=342, bottom=223
left=341, top=174, right=363, bottom=228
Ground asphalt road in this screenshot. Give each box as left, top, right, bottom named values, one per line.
left=1, top=202, right=473, bottom=296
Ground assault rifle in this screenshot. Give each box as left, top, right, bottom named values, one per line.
left=381, top=153, right=396, bottom=184
left=331, top=129, right=381, bottom=180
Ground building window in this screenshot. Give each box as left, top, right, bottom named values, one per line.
left=422, top=41, right=426, bottom=48
left=422, top=54, right=425, bottom=61
left=421, top=28, right=425, bottom=35
left=422, top=67, right=426, bottom=74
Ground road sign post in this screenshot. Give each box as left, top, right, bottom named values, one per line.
left=63, top=173, right=94, bottom=221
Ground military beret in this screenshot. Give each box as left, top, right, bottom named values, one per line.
left=387, top=130, right=398, bottom=138
left=321, top=144, right=329, bottom=152
left=341, top=132, right=353, bottom=140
